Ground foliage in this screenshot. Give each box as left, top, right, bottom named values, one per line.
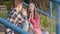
left=3, top=0, right=12, bottom=10
left=0, top=13, right=7, bottom=19
left=40, top=14, right=56, bottom=32
left=40, top=14, right=50, bottom=28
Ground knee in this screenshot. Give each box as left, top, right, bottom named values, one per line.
left=24, top=21, right=29, bottom=25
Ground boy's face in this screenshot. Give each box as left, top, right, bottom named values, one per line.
left=17, top=4, right=23, bottom=11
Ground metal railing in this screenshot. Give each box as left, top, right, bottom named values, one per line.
left=50, top=0, right=60, bottom=34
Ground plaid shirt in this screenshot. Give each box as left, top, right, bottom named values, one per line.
left=7, top=9, right=26, bottom=26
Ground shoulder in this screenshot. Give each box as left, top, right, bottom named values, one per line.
left=11, top=8, right=16, bottom=13
left=7, top=8, right=16, bottom=18
left=9, top=8, right=16, bottom=14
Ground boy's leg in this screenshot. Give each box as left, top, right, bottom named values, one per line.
left=6, top=28, right=12, bottom=34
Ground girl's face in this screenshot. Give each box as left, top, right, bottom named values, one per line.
left=28, top=3, right=35, bottom=12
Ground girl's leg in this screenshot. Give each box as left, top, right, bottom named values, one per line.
left=29, top=23, right=33, bottom=29
left=22, top=21, right=29, bottom=31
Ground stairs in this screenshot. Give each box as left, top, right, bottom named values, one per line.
left=0, top=32, right=5, bottom=34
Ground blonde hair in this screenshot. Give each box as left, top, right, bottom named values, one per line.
left=22, top=8, right=27, bottom=16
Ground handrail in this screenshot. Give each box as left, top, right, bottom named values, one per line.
left=50, top=0, right=60, bottom=34
left=0, top=17, right=29, bottom=34
left=50, top=0, right=60, bottom=4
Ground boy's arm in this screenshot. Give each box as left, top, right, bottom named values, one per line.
left=7, top=9, right=15, bottom=22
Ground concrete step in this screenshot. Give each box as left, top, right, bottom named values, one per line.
left=0, top=32, right=5, bottom=34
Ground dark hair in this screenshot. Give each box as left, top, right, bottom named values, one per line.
left=27, top=2, right=38, bottom=19
left=13, top=0, right=23, bottom=8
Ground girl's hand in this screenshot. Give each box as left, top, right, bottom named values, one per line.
left=29, top=14, right=31, bottom=20
left=29, top=14, right=33, bottom=20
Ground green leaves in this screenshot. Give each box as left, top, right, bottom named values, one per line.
left=40, top=14, right=50, bottom=28
left=40, top=14, right=56, bottom=32
left=3, top=0, right=12, bottom=10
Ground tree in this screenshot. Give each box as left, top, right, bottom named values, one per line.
left=0, top=0, right=5, bottom=5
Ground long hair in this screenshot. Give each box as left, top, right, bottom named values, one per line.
left=27, top=2, right=37, bottom=19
